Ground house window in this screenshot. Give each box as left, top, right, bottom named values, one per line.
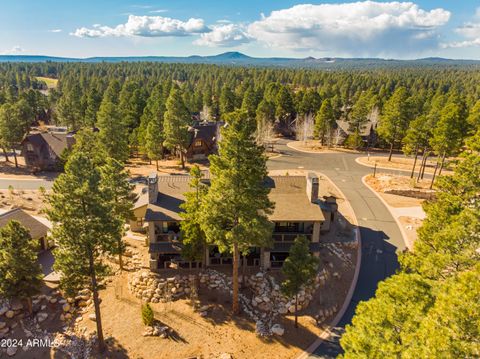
left=26, top=143, right=34, bottom=152
left=194, top=140, right=203, bottom=147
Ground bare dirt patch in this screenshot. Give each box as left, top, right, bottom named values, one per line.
left=365, top=173, right=433, bottom=206
left=126, top=157, right=209, bottom=177
left=288, top=141, right=360, bottom=154
left=0, top=188, right=47, bottom=216
left=357, top=156, right=453, bottom=175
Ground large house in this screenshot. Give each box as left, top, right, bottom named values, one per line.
left=0, top=208, right=51, bottom=252
left=185, top=121, right=223, bottom=161
left=21, top=131, right=75, bottom=171
left=143, top=172, right=337, bottom=271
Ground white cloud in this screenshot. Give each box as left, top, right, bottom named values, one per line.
left=444, top=12, right=480, bottom=48
left=247, top=1, right=450, bottom=56
left=1, top=46, right=25, bottom=55
left=49, top=29, right=62, bottom=33
left=149, top=9, right=168, bottom=14
left=194, top=24, right=251, bottom=47
left=71, top=15, right=209, bottom=38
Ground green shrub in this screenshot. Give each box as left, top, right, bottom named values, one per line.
left=141, top=303, right=154, bottom=326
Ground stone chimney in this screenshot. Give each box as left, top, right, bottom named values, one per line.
left=148, top=173, right=158, bottom=204
left=306, top=172, right=319, bottom=203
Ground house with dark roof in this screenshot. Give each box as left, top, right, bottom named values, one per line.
left=185, top=121, right=222, bottom=161
left=0, top=208, right=51, bottom=252
left=144, top=172, right=336, bottom=271
left=21, top=131, right=75, bottom=171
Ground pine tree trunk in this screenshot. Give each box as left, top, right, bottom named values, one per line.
left=118, top=238, right=123, bottom=271
left=26, top=297, right=33, bottom=315
left=421, top=151, right=428, bottom=180
left=410, top=146, right=419, bottom=179
left=417, top=150, right=427, bottom=182
left=388, top=142, right=394, bottom=162
left=89, top=251, right=105, bottom=352
left=430, top=161, right=439, bottom=189
left=180, top=151, right=185, bottom=170
left=3, top=148, right=9, bottom=162
left=438, top=150, right=446, bottom=176
left=156, top=159, right=159, bottom=171
left=232, top=242, right=240, bottom=315
left=295, top=293, right=298, bottom=328
left=12, top=149, right=18, bottom=168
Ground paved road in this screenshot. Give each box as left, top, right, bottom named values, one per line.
left=268, top=140, right=406, bottom=358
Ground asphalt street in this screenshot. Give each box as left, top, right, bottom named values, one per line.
left=267, top=140, right=406, bottom=358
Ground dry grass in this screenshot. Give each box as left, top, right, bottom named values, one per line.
left=288, top=140, right=361, bottom=154
left=125, top=157, right=209, bottom=177
left=357, top=156, right=454, bottom=175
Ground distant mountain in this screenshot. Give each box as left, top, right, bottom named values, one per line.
left=1, top=52, right=479, bottom=69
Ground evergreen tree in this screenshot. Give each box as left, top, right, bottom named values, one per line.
left=281, top=236, right=319, bottom=328
left=340, top=273, right=434, bottom=358
left=47, top=152, right=122, bottom=352
left=378, top=87, right=410, bottom=161
left=0, top=221, right=43, bottom=313
left=180, top=165, right=208, bottom=267
left=241, top=86, right=258, bottom=119
left=145, top=120, right=164, bottom=170
left=97, top=87, right=129, bottom=162
left=201, top=110, right=274, bottom=314
left=219, top=86, right=236, bottom=115
left=163, top=88, right=191, bottom=169
left=314, top=99, right=335, bottom=146
left=275, top=86, right=295, bottom=126
left=0, top=101, right=31, bottom=167
left=100, top=158, right=134, bottom=271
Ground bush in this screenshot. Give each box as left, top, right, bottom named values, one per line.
left=141, top=303, right=154, bottom=326
left=344, top=131, right=364, bottom=150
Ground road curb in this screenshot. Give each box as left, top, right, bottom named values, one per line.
left=296, top=172, right=362, bottom=359
left=361, top=175, right=411, bottom=250
left=286, top=141, right=361, bottom=155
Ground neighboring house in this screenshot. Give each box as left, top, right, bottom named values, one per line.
left=21, top=131, right=75, bottom=171
left=185, top=121, right=223, bottom=161
left=144, top=172, right=337, bottom=271
left=0, top=208, right=52, bottom=252
left=130, top=188, right=148, bottom=233
left=334, top=118, right=378, bottom=147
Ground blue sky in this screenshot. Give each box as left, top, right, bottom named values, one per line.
left=1, top=0, right=480, bottom=59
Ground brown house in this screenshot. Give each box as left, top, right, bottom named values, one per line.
left=185, top=121, right=223, bottom=161
left=0, top=208, right=51, bottom=252
left=144, top=172, right=337, bottom=271
left=21, top=131, right=75, bottom=171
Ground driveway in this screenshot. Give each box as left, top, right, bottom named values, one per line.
left=268, top=140, right=406, bottom=358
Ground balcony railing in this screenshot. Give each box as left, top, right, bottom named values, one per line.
left=272, top=232, right=312, bottom=242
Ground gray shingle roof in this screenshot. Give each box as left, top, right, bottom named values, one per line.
left=0, top=208, right=49, bottom=239
left=145, top=174, right=325, bottom=222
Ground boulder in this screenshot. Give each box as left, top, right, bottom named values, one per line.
left=88, top=314, right=96, bottom=322
left=10, top=300, right=23, bottom=311
left=271, top=324, right=285, bottom=336
left=0, top=322, right=6, bottom=329
left=7, top=346, right=17, bottom=357
left=5, top=310, right=15, bottom=319
left=62, top=304, right=71, bottom=312
left=0, top=306, right=8, bottom=316
left=218, top=354, right=232, bottom=359
left=36, top=312, right=48, bottom=323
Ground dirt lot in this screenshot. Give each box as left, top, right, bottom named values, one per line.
left=357, top=155, right=453, bottom=175
left=126, top=157, right=210, bottom=177
left=0, top=188, right=46, bottom=216
left=287, top=141, right=360, bottom=154
left=78, top=242, right=356, bottom=359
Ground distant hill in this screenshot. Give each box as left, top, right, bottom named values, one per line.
left=1, top=52, right=479, bottom=69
